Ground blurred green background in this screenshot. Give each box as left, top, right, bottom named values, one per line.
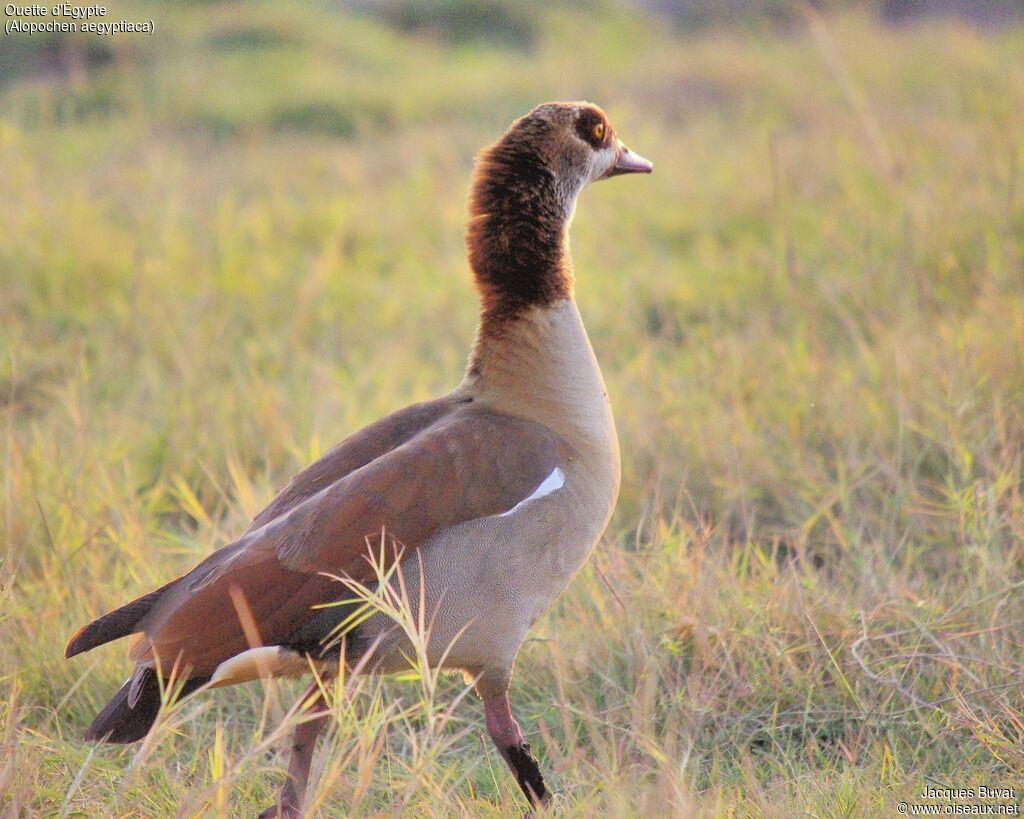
left=1, top=1, right=1023, bottom=816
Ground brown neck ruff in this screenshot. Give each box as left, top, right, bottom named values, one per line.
left=465, top=123, right=574, bottom=342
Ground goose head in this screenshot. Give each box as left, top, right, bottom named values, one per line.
left=472, top=102, right=653, bottom=220
left=531, top=101, right=653, bottom=187
left=466, top=101, right=652, bottom=327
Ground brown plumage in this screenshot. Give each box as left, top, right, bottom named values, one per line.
left=66, top=101, right=652, bottom=817
left=467, top=112, right=574, bottom=327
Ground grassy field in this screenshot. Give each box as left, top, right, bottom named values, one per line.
left=2, top=1, right=1023, bottom=816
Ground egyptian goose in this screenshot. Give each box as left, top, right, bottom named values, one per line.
left=66, top=101, right=652, bottom=816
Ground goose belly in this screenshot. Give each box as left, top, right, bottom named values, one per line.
left=356, top=463, right=616, bottom=675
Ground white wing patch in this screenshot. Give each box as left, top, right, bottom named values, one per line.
left=497, top=466, right=565, bottom=518
left=208, top=646, right=309, bottom=687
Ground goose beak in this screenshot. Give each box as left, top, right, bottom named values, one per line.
left=602, top=142, right=653, bottom=179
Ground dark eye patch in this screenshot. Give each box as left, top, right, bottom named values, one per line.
left=575, top=108, right=608, bottom=149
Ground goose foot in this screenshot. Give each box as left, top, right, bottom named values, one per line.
left=484, top=691, right=550, bottom=808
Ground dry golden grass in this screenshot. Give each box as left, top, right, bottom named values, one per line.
left=1, top=2, right=1022, bottom=816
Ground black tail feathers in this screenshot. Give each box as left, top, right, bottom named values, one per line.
left=65, top=580, right=178, bottom=659
left=84, top=667, right=209, bottom=744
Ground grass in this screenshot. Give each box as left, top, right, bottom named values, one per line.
left=1, top=1, right=1023, bottom=816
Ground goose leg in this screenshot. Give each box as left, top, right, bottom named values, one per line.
left=484, top=691, right=550, bottom=808
left=258, top=681, right=331, bottom=819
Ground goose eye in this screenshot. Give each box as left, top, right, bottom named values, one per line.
left=592, top=122, right=605, bottom=141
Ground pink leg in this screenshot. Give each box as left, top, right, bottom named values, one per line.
left=259, top=680, right=331, bottom=819
left=484, top=692, right=549, bottom=807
